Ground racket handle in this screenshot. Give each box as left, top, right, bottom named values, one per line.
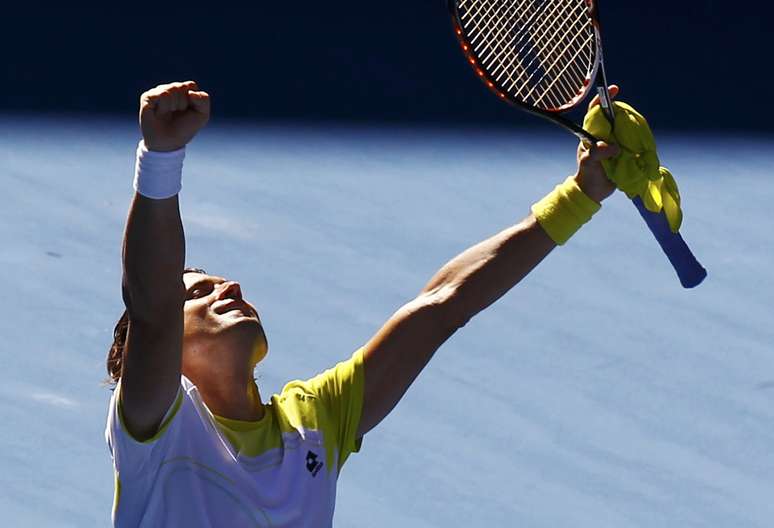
left=631, top=197, right=707, bottom=288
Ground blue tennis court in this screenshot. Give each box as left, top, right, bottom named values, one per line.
left=1, top=115, right=772, bottom=526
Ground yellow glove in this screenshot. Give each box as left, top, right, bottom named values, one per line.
left=583, top=101, right=683, bottom=233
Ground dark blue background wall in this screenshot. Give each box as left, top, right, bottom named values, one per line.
left=2, top=3, right=768, bottom=131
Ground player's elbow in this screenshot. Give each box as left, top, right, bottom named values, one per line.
left=417, top=284, right=473, bottom=335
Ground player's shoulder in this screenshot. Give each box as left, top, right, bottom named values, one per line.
left=268, top=378, right=324, bottom=433
left=270, top=350, right=365, bottom=427
left=278, top=378, right=320, bottom=403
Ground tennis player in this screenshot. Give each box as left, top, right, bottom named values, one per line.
left=105, top=80, right=619, bottom=527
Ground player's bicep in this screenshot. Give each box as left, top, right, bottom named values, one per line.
left=119, top=311, right=184, bottom=441
left=358, top=292, right=457, bottom=437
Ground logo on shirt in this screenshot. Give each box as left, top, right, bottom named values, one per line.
left=305, top=450, right=324, bottom=477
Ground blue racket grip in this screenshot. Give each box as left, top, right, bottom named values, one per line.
left=632, top=197, right=707, bottom=288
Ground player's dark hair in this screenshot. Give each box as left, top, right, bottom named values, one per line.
left=106, top=267, right=207, bottom=385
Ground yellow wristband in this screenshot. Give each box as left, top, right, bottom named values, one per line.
left=530, top=176, right=601, bottom=245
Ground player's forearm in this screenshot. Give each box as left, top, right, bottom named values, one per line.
left=122, top=194, right=186, bottom=320
left=420, top=166, right=611, bottom=330
left=421, top=213, right=555, bottom=329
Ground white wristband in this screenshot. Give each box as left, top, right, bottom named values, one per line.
left=133, top=140, right=186, bottom=199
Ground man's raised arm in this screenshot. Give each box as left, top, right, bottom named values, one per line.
left=357, top=88, right=622, bottom=437
left=120, top=81, right=210, bottom=440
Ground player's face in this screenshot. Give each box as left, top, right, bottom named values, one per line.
left=181, top=272, right=268, bottom=369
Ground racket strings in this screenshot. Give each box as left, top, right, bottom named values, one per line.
left=514, top=1, right=592, bottom=102
left=465, top=4, right=530, bottom=93
left=464, top=0, right=591, bottom=107
left=458, top=0, right=597, bottom=110
left=462, top=0, right=591, bottom=106
left=524, top=12, right=594, bottom=105
left=462, top=0, right=560, bottom=102
left=493, top=0, right=588, bottom=106
left=499, top=0, right=592, bottom=108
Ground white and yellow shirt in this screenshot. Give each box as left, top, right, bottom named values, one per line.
left=105, top=349, right=365, bottom=527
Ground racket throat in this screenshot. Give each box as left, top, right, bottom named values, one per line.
left=597, top=89, right=611, bottom=110
left=594, top=43, right=615, bottom=126
left=597, top=86, right=615, bottom=124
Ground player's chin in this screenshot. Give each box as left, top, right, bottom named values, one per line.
left=225, top=312, right=263, bottom=329
left=219, top=305, right=260, bottom=321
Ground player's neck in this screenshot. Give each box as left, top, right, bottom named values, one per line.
left=199, top=376, right=264, bottom=422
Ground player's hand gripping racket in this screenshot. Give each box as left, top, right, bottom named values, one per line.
left=447, top=0, right=707, bottom=288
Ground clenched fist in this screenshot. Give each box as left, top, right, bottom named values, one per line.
left=139, top=81, right=210, bottom=152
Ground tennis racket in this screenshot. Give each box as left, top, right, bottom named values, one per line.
left=447, top=0, right=707, bottom=288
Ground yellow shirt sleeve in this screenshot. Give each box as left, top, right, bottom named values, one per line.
left=301, top=348, right=365, bottom=470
